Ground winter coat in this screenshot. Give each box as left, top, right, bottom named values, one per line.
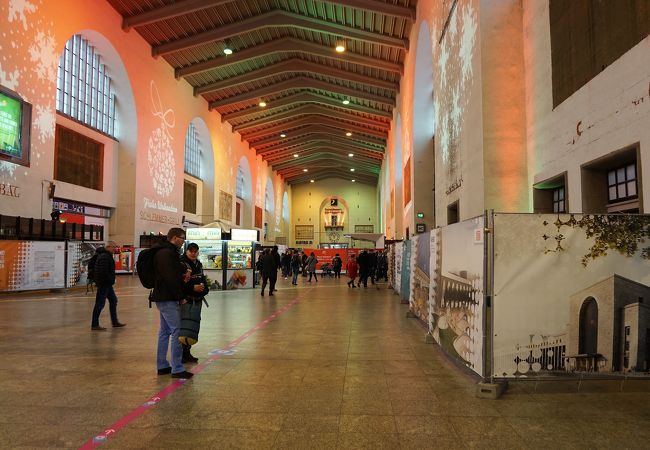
left=332, top=256, right=342, bottom=270
left=259, top=253, right=277, bottom=276
left=151, top=241, right=186, bottom=302
left=346, top=260, right=358, bottom=279
left=306, top=255, right=318, bottom=272
left=180, top=255, right=209, bottom=302
left=93, top=247, right=116, bottom=287
left=290, top=254, right=301, bottom=270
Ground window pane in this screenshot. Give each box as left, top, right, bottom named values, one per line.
left=608, top=170, right=616, bottom=186
left=627, top=164, right=636, bottom=180
left=627, top=181, right=637, bottom=196
left=617, top=167, right=625, bottom=183
left=609, top=186, right=617, bottom=201
left=559, top=200, right=565, bottom=212
left=553, top=190, right=558, bottom=202
left=618, top=184, right=626, bottom=199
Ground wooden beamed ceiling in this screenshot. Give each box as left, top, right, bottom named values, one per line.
left=109, top=0, right=416, bottom=185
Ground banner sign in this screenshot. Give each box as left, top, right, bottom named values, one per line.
left=0, top=241, right=66, bottom=291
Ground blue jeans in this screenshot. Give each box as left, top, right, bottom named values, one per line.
left=156, top=301, right=184, bottom=374
left=291, top=268, right=299, bottom=284
left=91, top=285, right=119, bottom=327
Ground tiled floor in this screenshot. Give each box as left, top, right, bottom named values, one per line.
left=1, top=276, right=650, bottom=449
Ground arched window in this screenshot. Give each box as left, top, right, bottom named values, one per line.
left=56, top=34, right=116, bottom=137
left=579, top=297, right=598, bottom=354
left=184, top=122, right=201, bottom=179
left=236, top=165, right=246, bottom=199
left=265, top=179, right=273, bottom=212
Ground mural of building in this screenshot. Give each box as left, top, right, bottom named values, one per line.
left=567, top=275, right=650, bottom=373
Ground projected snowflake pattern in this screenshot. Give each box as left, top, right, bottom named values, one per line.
left=34, top=104, right=54, bottom=143
left=29, top=31, right=57, bottom=82
left=8, top=0, right=36, bottom=30
left=147, top=81, right=176, bottom=198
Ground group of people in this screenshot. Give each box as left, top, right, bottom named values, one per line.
left=257, top=248, right=320, bottom=295
left=90, top=227, right=209, bottom=379
left=345, top=249, right=388, bottom=288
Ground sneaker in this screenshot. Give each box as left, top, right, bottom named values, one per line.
left=113, top=322, right=127, bottom=328
left=171, top=370, right=194, bottom=379
left=91, top=326, right=106, bottom=331
left=157, top=367, right=172, bottom=375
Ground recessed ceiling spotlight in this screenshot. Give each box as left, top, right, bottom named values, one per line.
left=351, top=179, right=356, bottom=183
left=280, top=133, right=286, bottom=138
left=342, top=99, right=350, bottom=105
left=350, top=168, right=355, bottom=172
left=348, top=153, right=354, bottom=157
left=293, top=154, right=299, bottom=158
left=310, top=179, right=315, bottom=183
left=345, top=132, right=352, bottom=137
left=335, top=40, right=346, bottom=53
left=223, top=43, right=233, bottom=55
left=303, top=168, right=308, bottom=172
left=258, top=101, right=267, bottom=107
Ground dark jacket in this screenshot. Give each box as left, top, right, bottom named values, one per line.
left=332, top=256, right=342, bottom=269
left=271, top=250, right=281, bottom=276
left=259, top=252, right=277, bottom=276
left=93, top=247, right=116, bottom=287
left=290, top=254, right=301, bottom=270
left=151, top=242, right=185, bottom=302
left=180, top=255, right=209, bottom=301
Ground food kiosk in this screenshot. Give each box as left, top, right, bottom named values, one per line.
left=225, top=228, right=259, bottom=290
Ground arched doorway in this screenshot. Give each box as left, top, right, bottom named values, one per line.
left=319, top=196, right=349, bottom=247
left=579, top=297, right=598, bottom=354
left=412, top=20, right=435, bottom=230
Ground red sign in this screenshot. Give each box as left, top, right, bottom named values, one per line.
left=302, top=248, right=382, bottom=271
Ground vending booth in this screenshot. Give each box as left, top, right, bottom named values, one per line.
left=225, top=228, right=259, bottom=290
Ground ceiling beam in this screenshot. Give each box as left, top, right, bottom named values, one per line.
left=273, top=153, right=380, bottom=171
left=153, top=9, right=408, bottom=57
left=286, top=169, right=376, bottom=184
left=252, top=129, right=386, bottom=150
left=241, top=116, right=388, bottom=141
left=194, top=58, right=399, bottom=96
left=178, top=37, right=403, bottom=79
left=221, top=91, right=392, bottom=123
left=209, top=76, right=395, bottom=109
left=233, top=104, right=390, bottom=133
left=265, top=141, right=383, bottom=162
left=123, top=0, right=415, bottom=31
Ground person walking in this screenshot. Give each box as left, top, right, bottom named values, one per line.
left=290, top=251, right=301, bottom=285
left=270, top=245, right=281, bottom=294
left=357, top=250, right=370, bottom=288
left=259, top=249, right=275, bottom=296
left=368, top=249, right=378, bottom=285
left=281, top=252, right=291, bottom=279
left=301, top=252, right=308, bottom=277
left=332, top=253, right=342, bottom=279
left=306, top=252, right=318, bottom=282
left=179, top=243, right=209, bottom=364
left=90, top=241, right=126, bottom=330
left=151, top=227, right=193, bottom=379
left=377, top=250, right=388, bottom=282
left=346, top=254, right=358, bottom=288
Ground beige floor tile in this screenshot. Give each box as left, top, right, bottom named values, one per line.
left=272, top=432, right=339, bottom=450
left=336, top=432, right=401, bottom=449
left=339, top=414, right=397, bottom=433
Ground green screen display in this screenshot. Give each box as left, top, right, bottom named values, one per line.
left=0, top=92, right=22, bottom=158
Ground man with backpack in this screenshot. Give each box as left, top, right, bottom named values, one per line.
left=147, top=227, right=194, bottom=379
left=90, top=241, right=126, bottom=331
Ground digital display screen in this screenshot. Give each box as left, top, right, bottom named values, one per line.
left=0, top=92, right=22, bottom=158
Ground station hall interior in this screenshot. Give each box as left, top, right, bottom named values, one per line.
left=1, top=0, right=650, bottom=449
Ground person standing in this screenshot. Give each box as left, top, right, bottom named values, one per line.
left=301, top=252, right=308, bottom=277
left=306, top=252, right=318, bottom=282
left=357, top=250, right=369, bottom=287
left=270, top=245, right=281, bottom=294
left=346, top=254, right=358, bottom=288
left=332, top=253, right=342, bottom=279
left=281, top=252, right=291, bottom=279
left=179, top=243, right=209, bottom=363
left=259, top=249, right=273, bottom=296
left=368, top=249, right=378, bottom=285
left=91, top=241, right=126, bottom=330
left=377, top=250, right=388, bottom=282
left=290, top=251, right=301, bottom=285
left=151, top=227, right=193, bottom=379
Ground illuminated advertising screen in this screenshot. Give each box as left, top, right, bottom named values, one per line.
left=0, top=92, right=22, bottom=158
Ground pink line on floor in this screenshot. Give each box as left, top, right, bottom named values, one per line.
left=78, top=297, right=300, bottom=449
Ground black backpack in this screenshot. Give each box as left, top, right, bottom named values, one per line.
left=86, top=254, right=98, bottom=282
left=136, top=247, right=162, bottom=289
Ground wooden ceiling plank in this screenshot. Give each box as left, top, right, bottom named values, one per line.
left=221, top=91, right=391, bottom=123
left=122, top=0, right=233, bottom=30
left=241, top=116, right=388, bottom=141
left=323, top=0, right=416, bottom=21
left=195, top=58, right=399, bottom=95
left=209, top=76, right=395, bottom=109
left=253, top=129, right=386, bottom=149
left=178, top=37, right=403, bottom=78
left=154, top=9, right=408, bottom=57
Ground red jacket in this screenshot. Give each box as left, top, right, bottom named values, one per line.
left=346, top=260, right=358, bottom=278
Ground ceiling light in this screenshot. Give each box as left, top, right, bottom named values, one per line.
left=223, top=44, right=233, bottom=55
left=310, top=179, right=315, bottom=183
left=348, top=153, right=354, bottom=157
left=342, top=99, right=350, bottom=105
left=350, top=168, right=355, bottom=172
left=293, top=154, right=299, bottom=158
left=346, top=132, right=352, bottom=137
left=280, top=133, right=286, bottom=138
left=351, top=179, right=356, bottom=183
left=303, top=168, right=308, bottom=172
left=258, top=101, right=267, bottom=107
left=335, top=39, right=346, bottom=53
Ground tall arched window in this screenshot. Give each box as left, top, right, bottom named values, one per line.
left=56, top=34, right=116, bottom=137
left=184, top=122, right=201, bottom=179
left=236, top=165, right=246, bottom=199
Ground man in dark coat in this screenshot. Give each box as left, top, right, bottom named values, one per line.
left=151, top=227, right=193, bottom=379
left=179, top=242, right=209, bottom=363
left=357, top=250, right=370, bottom=288
left=259, top=249, right=276, bottom=296
left=368, top=249, right=378, bottom=285
left=269, top=245, right=281, bottom=293
left=91, top=241, right=126, bottom=330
